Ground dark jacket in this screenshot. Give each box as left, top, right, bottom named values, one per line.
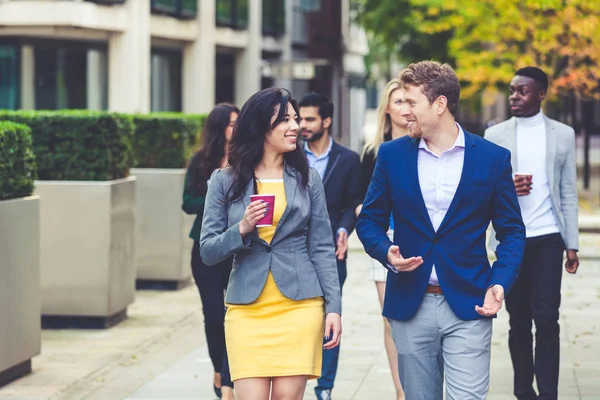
left=357, top=133, right=392, bottom=203
left=310, top=140, right=361, bottom=244
left=182, top=152, right=209, bottom=241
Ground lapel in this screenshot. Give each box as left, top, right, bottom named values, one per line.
left=544, top=116, right=557, bottom=187
left=322, top=140, right=341, bottom=187
left=436, top=130, right=475, bottom=234
left=270, top=163, right=297, bottom=245
left=406, top=138, right=435, bottom=234
left=505, top=117, right=518, bottom=172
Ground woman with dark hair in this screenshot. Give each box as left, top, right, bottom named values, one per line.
left=200, top=88, right=342, bottom=400
left=182, top=103, right=239, bottom=399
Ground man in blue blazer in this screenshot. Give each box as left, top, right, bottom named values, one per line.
left=356, top=61, right=526, bottom=400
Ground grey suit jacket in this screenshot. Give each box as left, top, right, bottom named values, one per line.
left=199, top=165, right=342, bottom=315
left=484, top=116, right=579, bottom=251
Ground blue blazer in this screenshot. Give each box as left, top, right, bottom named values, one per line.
left=356, top=131, right=526, bottom=321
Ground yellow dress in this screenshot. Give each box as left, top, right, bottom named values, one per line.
left=225, top=179, right=325, bottom=381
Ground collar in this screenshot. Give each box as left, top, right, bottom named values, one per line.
left=304, top=136, right=333, bottom=158
left=419, top=123, right=466, bottom=153
left=515, top=110, right=544, bottom=128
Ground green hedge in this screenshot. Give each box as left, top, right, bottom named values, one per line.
left=0, top=110, right=135, bottom=181
left=0, top=121, right=37, bottom=201
left=132, top=113, right=205, bottom=168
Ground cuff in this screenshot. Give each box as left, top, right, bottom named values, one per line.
left=337, top=227, right=349, bottom=237
left=386, top=263, right=399, bottom=274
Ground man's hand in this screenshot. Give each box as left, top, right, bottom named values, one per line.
left=335, top=230, right=349, bottom=260
left=475, top=285, right=505, bottom=317
left=387, top=245, right=423, bottom=272
left=514, top=175, right=532, bottom=196
left=565, top=250, right=580, bottom=274
left=323, top=313, right=342, bottom=349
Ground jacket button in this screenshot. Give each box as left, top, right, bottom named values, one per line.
left=266, top=247, right=272, bottom=253
left=433, top=239, right=438, bottom=244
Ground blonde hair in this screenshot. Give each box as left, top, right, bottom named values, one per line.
left=362, top=78, right=402, bottom=158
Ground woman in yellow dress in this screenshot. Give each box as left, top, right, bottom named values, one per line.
left=200, top=88, right=342, bottom=400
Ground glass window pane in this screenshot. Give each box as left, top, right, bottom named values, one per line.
left=35, top=47, right=87, bottom=110
left=235, top=0, right=248, bottom=29
left=0, top=46, right=19, bottom=110
left=179, top=0, right=198, bottom=18
left=35, top=48, right=57, bottom=110
left=262, top=0, right=275, bottom=34
left=151, top=0, right=178, bottom=14
left=150, top=50, right=182, bottom=112
left=216, top=0, right=233, bottom=25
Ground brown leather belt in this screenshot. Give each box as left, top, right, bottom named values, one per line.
left=425, top=285, right=443, bottom=295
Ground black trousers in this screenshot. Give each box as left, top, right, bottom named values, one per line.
left=191, top=241, right=233, bottom=387
left=505, top=233, right=565, bottom=400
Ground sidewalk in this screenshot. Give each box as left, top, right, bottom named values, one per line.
left=2, top=240, right=599, bottom=399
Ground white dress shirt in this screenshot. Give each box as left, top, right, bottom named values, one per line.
left=418, top=125, right=465, bottom=284
left=387, top=125, right=465, bottom=284
left=515, top=111, right=560, bottom=238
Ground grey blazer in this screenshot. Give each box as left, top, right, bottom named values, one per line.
left=199, top=165, right=342, bottom=315
left=484, top=116, right=579, bottom=251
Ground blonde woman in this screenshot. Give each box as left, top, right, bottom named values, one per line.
left=356, top=78, right=408, bottom=400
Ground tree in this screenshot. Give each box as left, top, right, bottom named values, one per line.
left=353, top=0, right=453, bottom=80
left=355, top=0, right=600, bottom=100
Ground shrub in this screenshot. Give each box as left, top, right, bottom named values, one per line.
left=0, top=110, right=135, bottom=181
left=132, top=113, right=205, bottom=168
left=0, top=121, right=37, bottom=201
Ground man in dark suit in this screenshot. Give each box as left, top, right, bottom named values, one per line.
left=357, top=61, right=526, bottom=400
left=299, top=92, right=361, bottom=400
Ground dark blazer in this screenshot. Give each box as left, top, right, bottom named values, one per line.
left=199, top=165, right=342, bottom=315
left=357, top=131, right=526, bottom=321
left=357, top=133, right=392, bottom=201
left=315, top=140, right=361, bottom=243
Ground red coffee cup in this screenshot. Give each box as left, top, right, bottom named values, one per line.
left=250, top=194, right=276, bottom=227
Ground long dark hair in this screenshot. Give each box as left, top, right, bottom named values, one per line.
left=226, top=88, right=309, bottom=202
left=194, top=103, right=239, bottom=192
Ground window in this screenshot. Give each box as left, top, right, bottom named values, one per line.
left=0, top=46, right=19, bottom=110
left=262, top=0, right=285, bottom=36
left=33, top=43, right=108, bottom=110
left=216, top=0, right=248, bottom=29
left=151, top=50, right=182, bottom=112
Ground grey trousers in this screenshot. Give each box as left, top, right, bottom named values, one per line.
left=389, top=294, right=493, bottom=400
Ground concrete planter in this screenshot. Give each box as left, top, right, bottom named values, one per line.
left=131, top=168, right=194, bottom=290
left=0, top=196, right=41, bottom=386
left=34, top=177, right=136, bottom=328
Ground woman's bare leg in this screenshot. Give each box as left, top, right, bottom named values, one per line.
left=376, top=281, right=405, bottom=400
left=271, top=375, right=308, bottom=400
left=233, top=377, right=271, bottom=400
left=222, top=385, right=235, bottom=400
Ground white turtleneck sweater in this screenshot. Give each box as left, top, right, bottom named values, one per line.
left=516, top=110, right=560, bottom=238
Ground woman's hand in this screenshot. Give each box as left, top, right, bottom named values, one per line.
left=239, top=200, right=269, bottom=237
left=323, top=313, right=342, bottom=349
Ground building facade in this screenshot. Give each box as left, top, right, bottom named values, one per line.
left=0, top=0, right=368, bottom=149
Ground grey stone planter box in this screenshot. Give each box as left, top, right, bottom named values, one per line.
left=34, top=177, right=136, bottom=328
left=0, top=196, right=41, bottom=386
left=131, top=168, right=194, bottom=290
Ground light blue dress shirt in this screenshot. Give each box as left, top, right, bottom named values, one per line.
left=304, top=137, right=347, bottom=238
left=304, top=137, right=333, bottom=180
